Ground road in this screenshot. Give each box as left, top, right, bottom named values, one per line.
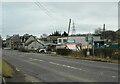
left=2, top=49, right=119, bottom=82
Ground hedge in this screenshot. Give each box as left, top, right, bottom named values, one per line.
left=56, top=48, right=120, bottom=60
left=56, top=49, right=72, bottom=56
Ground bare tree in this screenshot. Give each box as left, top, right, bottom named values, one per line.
left=94, top=27, right=102, bottom=34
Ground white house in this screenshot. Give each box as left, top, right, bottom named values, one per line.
left=22, top=35, right=44, bottom=50
left=26, top=39, right=43, bottom=50
left=57, top=36, right=87, bottom=44
left=57, top=36, right=101, bottom=49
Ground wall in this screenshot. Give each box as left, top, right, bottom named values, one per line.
left=25, top=36, right=35, bottom=45
left=27, top=41, right=41, bottom=50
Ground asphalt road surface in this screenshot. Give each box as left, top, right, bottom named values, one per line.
left=2, top=49, right=119, bottom=82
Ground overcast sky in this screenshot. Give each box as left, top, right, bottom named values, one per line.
left=2, top=1, right=118, bottom=39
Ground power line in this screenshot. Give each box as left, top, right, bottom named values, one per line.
left=34, top=1, right=66, bottom=22
left=37, top=2, right=52, bottom=15
left=37, top=2, right=54, bottom=17
left=33, top=1, right=72, bottom=33
left=40, top=2, right=66, bottom=21
left=34, top=2, right=53, bottom=18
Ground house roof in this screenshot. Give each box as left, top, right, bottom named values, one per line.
left=6, top=36, right=12, bottom=40
left=6, top=35, right=20, bottom=42
left=25, top=39, right=44, bottom=46
left=25, top=40, right=34, bottom=46
left=20, top=34, right=36, bottom=43
left=36, top=39, right=44, bottom=45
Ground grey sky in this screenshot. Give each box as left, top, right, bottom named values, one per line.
left=2, top=1, right=118, bottom=39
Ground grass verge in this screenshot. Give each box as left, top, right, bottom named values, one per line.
left=0, top=58, right=14, bottom=78
left=51, top=54, right=119, bottom=64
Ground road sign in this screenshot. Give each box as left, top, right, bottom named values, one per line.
left=67, top=39, right=75, bottom=43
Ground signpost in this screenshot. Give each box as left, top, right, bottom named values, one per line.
left=86, top=33, right=94, bottom=56
left=67, top=39, right=75, bottom=43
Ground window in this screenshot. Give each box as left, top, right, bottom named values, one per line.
left=58, top=39, right=62, bottom=43
left=63, top=39, right=67, bottom=43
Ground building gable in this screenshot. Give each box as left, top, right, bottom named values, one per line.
left=25, top=36, right=36, bottom=46
left=27, top=40, right=41, bottom=50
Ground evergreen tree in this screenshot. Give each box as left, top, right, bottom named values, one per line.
left=62, top=31, right=68, bottom=36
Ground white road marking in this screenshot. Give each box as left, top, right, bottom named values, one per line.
left=62, top=65, right=67, bottom=67
left=33, top=59, right=38, bottom=61
left=2, top=77, right=6, bottom=84
left=16, top=68, right=20, bottom=71
left=69, top=66, right=75, bottom=69
left=66, top=66, right=70, bottom=68
left=112, top=76, right=116, bottom=78
left=30, top=58, right=36, bottom=60
left=78, top=68, right=82, bottom=70
left=49, top=62, right=59, bottom=65
left=49, top=61, right=82, bottom=71
left=29, top=58, right=33, bottom=60
left=29, top=58, right=45, bottom=62
left=29, top=58, right=83, bottom=71
left=38, top=60, right=43, bottom=61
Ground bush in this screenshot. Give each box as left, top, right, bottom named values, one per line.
left=93, top=48, right=119, bottom=59
left=111, top=49, right=120, bottom=60
left=81, top=49, right=88, bottom=56
left=28, top=50, right=37, bottom=53
left=71, top=51, right=81, bottom=56
left=18, top=47, right=28, bottom=52
left=47, top=45, right=56, bottom=52
left=56, top=49, right=72, bottom=56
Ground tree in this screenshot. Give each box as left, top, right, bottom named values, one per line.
left=101, top=30, right=116, bottom=42
left=94, top=28, right=102, bottom=35
left=49, top=31, right=61, bottom=36
left=62, top=31, right=68, bottom=37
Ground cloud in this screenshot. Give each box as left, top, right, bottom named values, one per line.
left=2, top=2, right=118, bottom=39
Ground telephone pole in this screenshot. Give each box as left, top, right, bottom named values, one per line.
left=103, top=24, right=106, bottom=40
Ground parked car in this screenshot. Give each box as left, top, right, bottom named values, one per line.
left=37, top=45, right=48, bottom=53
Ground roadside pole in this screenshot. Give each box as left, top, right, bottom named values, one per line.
left=92, top=36, right=94, bottom=56
left=67, top=18, right=71, bottom=41
left=87, top=44, right=90, bottom=56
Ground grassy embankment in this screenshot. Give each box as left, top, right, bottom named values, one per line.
left=54, top=48, right=119, bottom=64
left=0, top=58, right=14, bottom=78
left=51, top=54, right=119, bottom=64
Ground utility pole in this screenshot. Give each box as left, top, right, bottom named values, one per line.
left=92, top=36, right=94, bottom=56
left=72, top=21, right=76, bottom=35
left=103, top=24, right=106, bottom=41
left=67, top=18, right=71, bottom=41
